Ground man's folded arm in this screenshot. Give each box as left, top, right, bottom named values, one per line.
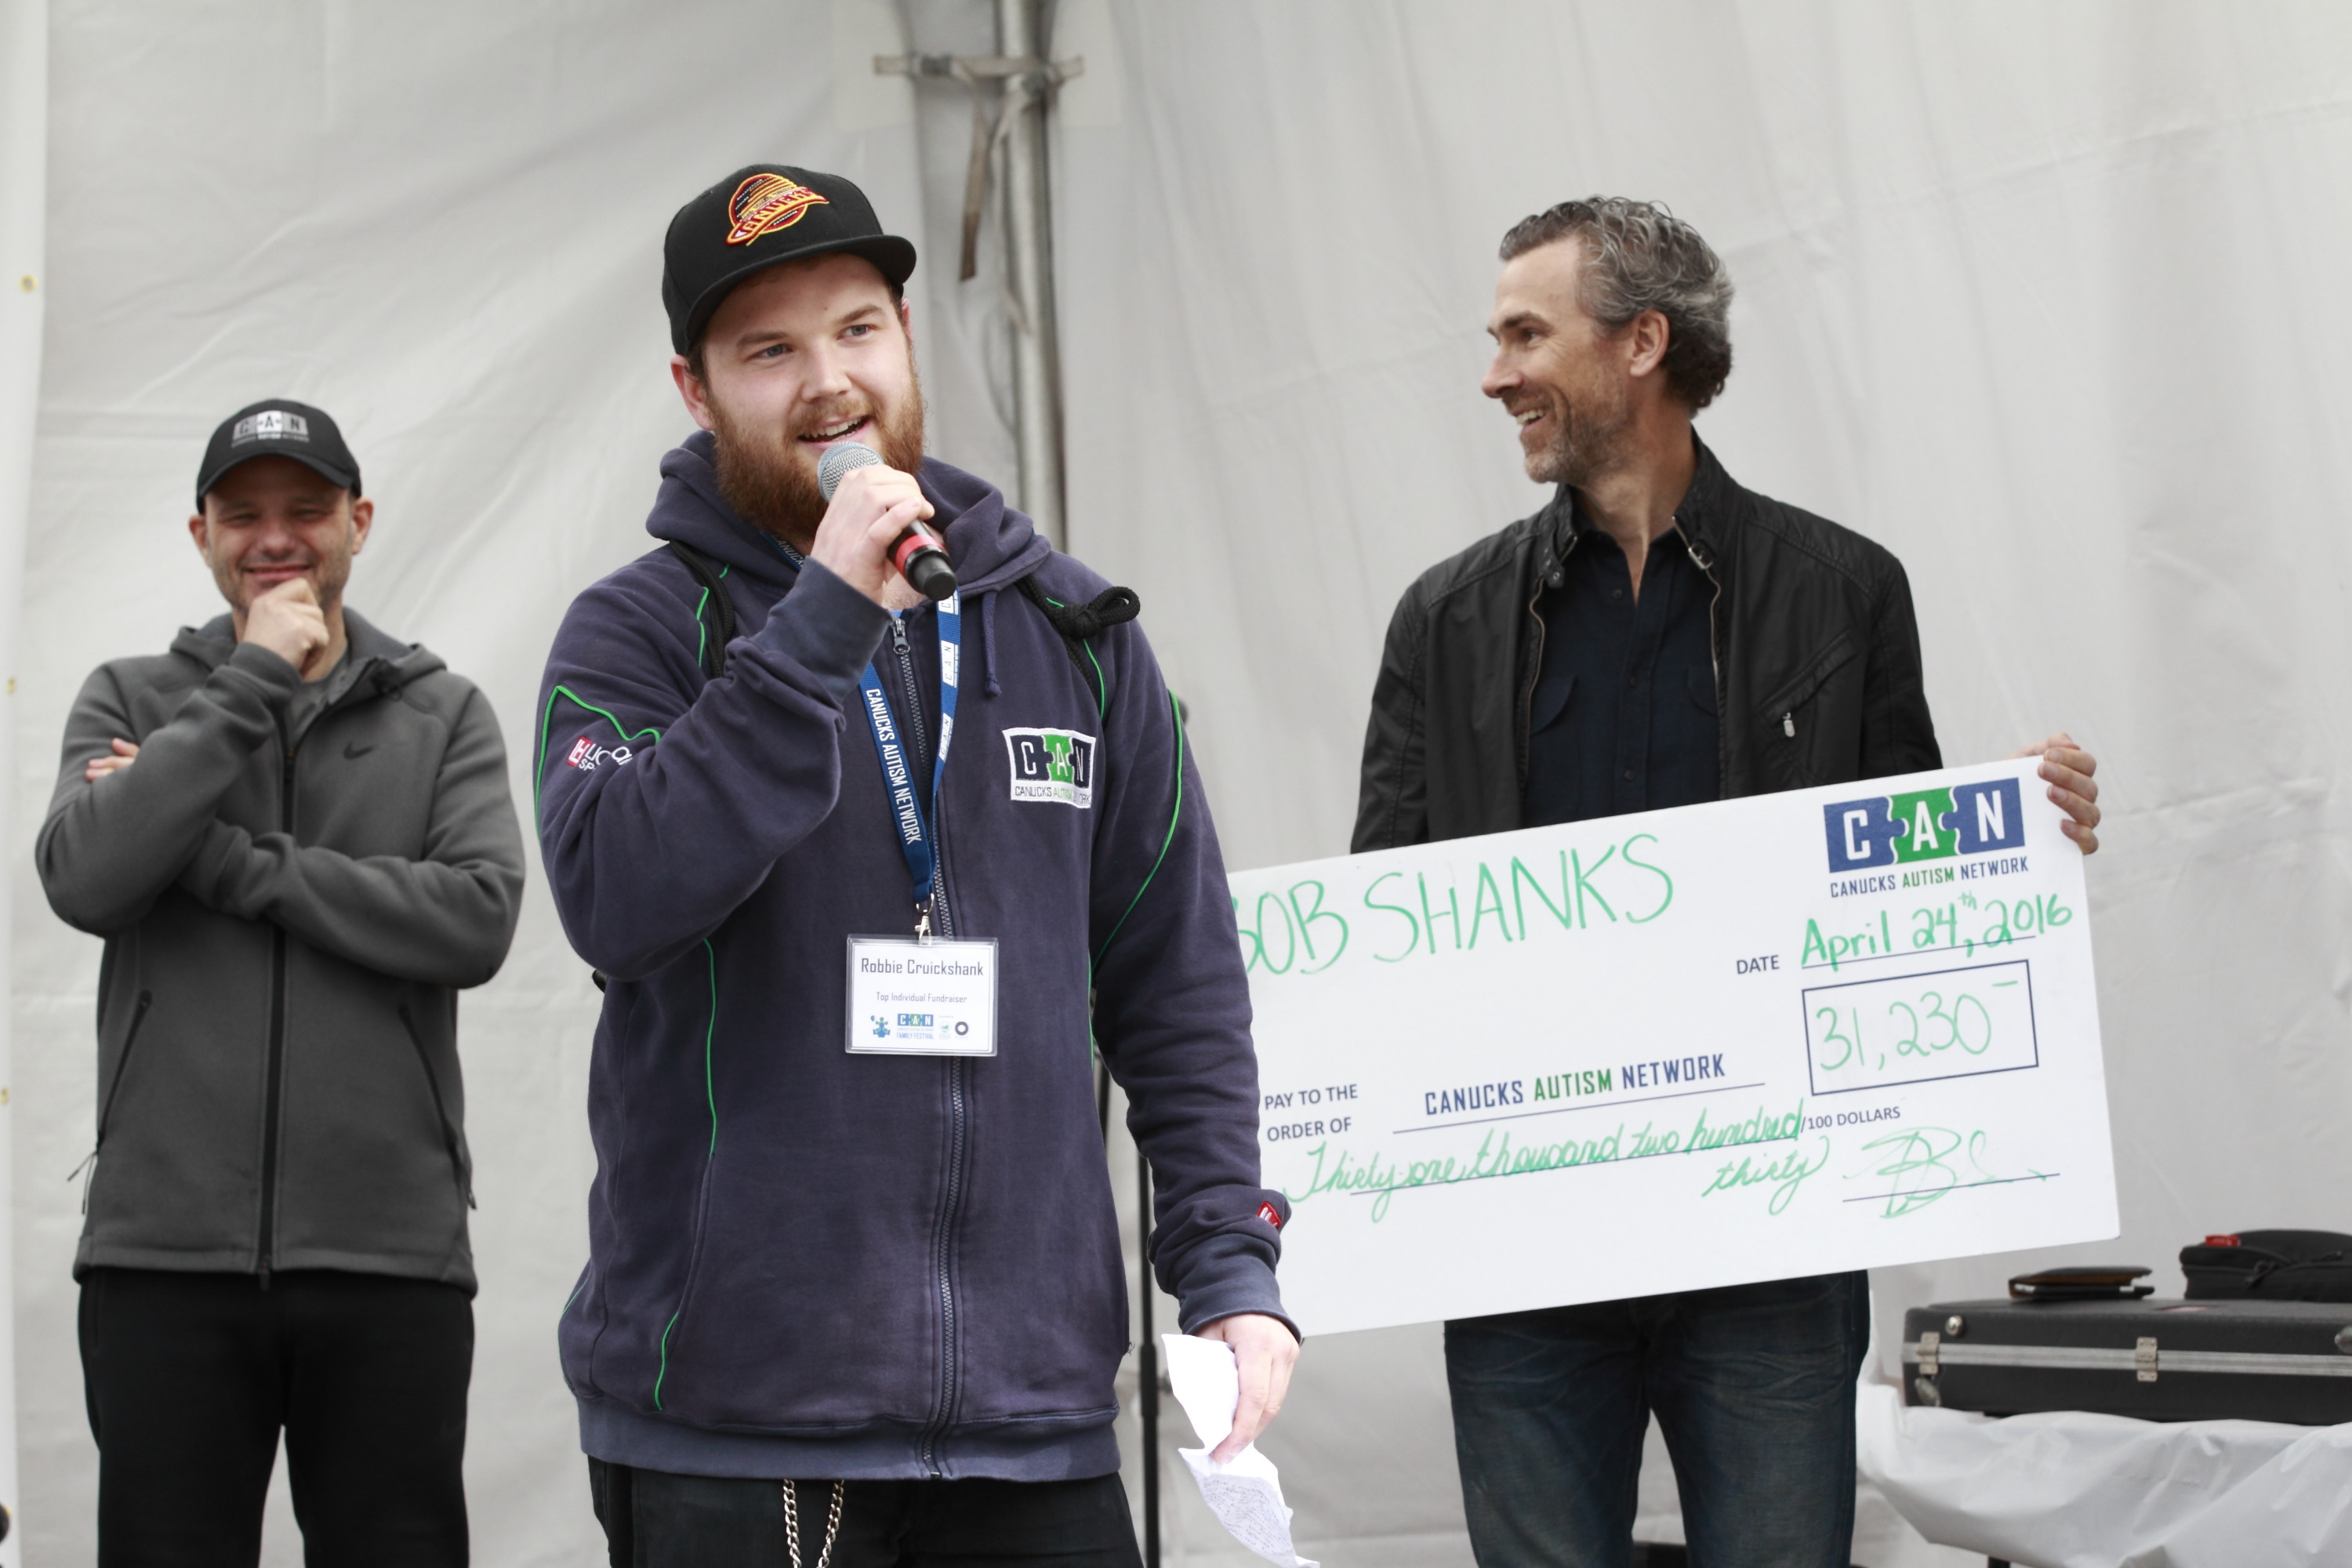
left=38, top=646, right=300, bottom=935
left=1087, top=630, right=1297, bottom=1341
left=177, top=685, right=526, bottom=988
left=537, top=561, right=891, bottom=979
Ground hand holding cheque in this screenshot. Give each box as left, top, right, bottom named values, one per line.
left=1234, top=757, right=2115, bottom=1336
left=2010, top=730, right=2102, bottom=853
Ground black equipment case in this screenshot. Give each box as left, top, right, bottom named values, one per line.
left=1903, top=1298, right=2352, bottom=1425
left=2180, top=1230, right=2352, bottom=1301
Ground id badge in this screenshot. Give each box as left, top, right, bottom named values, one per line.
left=846, top=935, right=999, bottom=1057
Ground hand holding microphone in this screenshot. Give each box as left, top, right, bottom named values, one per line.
left=815, top=441, right=956, bottom=602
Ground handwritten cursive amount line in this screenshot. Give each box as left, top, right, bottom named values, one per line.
left=1343, top=1134, right=1796, bottom=1196
left=1393, top=1081, right=1769, bottom=1136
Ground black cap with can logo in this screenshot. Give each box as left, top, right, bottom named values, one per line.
left=194, top=399, right=361, bottom=509
left=662, top=165, right=918, bottom=357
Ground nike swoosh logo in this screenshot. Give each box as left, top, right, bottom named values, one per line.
left=344, top=742, right=376, bottom=760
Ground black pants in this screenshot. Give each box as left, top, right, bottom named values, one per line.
left=79, top=1267, right=473, bottom=1567
left=589, top=1462, right=1144, bottom=1568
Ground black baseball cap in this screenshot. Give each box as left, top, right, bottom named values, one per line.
left=194, top=399, right=361, bottom=508
left=662, top=165, right=918, bottom=357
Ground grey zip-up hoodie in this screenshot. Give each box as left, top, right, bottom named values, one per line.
left=38, top=611, right=525, bottom=1290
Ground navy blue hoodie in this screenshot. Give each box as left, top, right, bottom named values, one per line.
left=537, top=433, right=1289, bottom=1481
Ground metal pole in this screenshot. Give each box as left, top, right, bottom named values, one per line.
left=995, top=0, right=1065, bottom=550
left=1138, top=1146, right=1160, bottom=1566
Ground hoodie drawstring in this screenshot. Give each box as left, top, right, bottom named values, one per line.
left=978, top=590, right=1003, bottom=697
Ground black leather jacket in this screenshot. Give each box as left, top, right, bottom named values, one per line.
left=1353, top=438, right=1941, bottom=851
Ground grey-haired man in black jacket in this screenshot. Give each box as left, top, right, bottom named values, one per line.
left=1356, top=202, right=2102, bottom=1568
left=38, top=399, right=524, bottom=1567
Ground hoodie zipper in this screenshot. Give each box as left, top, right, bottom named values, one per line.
left=891, top=613, right=969, bottom=1475
left=258, top=723, right=295, bottom=1288
left=252, top=659, right=389, bottom=1285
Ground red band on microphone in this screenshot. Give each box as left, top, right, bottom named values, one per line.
left=891, top=531, right=935, bottom=575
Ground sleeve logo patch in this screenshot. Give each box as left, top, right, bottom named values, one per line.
left=567, top=735, right=635, bottom=771
left=1257, top=1201, right=1284, bottom=1229
left=1003, top=728, right=1096, bottom=808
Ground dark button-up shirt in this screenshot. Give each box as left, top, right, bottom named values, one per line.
left=1522, top=521, right=1719, bottom=829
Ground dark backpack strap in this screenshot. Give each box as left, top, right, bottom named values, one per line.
left=1015, top=576, right=1141, bottom=708
left=667, top=541, right=737, bottom=681
left=585, top=543, right=735, bottom=994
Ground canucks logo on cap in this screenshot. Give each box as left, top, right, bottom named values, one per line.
left=724, top=172, right=829, bottom=246
left=231, top=409, right=310, bottom=445
left=1824, top=778, right=2024, bottom=873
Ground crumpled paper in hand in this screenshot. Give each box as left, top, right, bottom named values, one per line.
left=1161, top=1334, right=1318, bottom=1568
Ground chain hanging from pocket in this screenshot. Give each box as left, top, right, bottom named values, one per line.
left=782, top=1479, right=844, bottom=1568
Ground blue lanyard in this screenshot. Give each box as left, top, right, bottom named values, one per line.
left=856, top=593, right=961, bottom=932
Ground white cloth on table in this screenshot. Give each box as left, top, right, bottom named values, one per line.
left=1857, top=1380, right=2352, bottom=1567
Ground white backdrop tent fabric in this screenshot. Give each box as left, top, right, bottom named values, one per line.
left=11, top=2, right=2352, bottom=1566
left=0, top=0, right=42, bottom=1553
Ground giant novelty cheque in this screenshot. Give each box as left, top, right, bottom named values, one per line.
left=1232, top=758, right=2116, bottom=1337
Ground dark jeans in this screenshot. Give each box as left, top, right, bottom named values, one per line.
left=1445, top=1270, right=1869, bottom=1568
left=589, top=1463, right=1144, bottom=1568
left=79, top=1266, right=473, bottom=1568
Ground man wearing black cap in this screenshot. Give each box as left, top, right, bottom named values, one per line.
left=538, top=167, right=1297, bottom=1565
left=38, top=400, right=526, bottom=1566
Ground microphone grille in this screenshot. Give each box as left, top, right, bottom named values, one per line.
left=816, top=441, right=884, bottom=501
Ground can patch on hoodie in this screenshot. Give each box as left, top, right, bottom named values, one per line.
left=1003, top=728, right=1095, bottom=808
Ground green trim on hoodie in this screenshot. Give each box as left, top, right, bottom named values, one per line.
left=536, top=686, right=661, bottom=818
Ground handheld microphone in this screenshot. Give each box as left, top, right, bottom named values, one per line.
left=816, top=441, right=956, bottom=601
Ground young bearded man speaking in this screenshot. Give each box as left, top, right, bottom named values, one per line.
left=537, top=165, right=1298, bottom=1567
left=1356, top=201, right=2103, bottom=1568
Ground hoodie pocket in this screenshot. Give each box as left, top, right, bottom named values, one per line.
left=397, top=1002, right=474, bottom=1210
left=73, top=989, right=154, bottom=1207
left=648, top=1154, right=725, bottom=1415
left=641, top=941, right=726, bottom=1417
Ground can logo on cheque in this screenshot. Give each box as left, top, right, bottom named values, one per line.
left=1824, top=778, right=2024, bottom=873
